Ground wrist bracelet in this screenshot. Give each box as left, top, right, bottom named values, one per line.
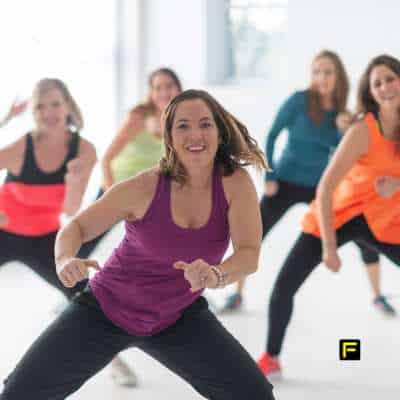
left=210, top=265, right=228, bottom=289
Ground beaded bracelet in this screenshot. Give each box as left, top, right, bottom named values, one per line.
left=210, top=265, right=228, bottom=288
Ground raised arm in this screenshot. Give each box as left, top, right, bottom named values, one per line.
left=101, top=109, right=145, bottom=190
left=63, top=138, right=97, bottom=216
left=316, top=121, right=369, bottom=271
left=0, top=99, right=28, bottom=128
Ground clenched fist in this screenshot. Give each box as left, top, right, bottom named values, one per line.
left=322, top=248, right=341, bottom=272
left=57, top=257, right=100, bottom=288
left=173, top=259, right=218, bottom=292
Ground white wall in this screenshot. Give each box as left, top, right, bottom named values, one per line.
left=289, top=0, right=400, bottom=107
left=143, top=0, right=207, bottom=90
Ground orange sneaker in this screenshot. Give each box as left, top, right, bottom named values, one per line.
left=257, top=352, right=282, bottom=378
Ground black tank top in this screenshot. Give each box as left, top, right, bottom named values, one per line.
left=0, top=132, right=81, bottom=236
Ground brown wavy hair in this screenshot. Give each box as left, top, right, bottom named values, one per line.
left=356, top=54, right=400, bottom=149
left=308, top=50, right=349, bottom=124
left=132, top=67, right=182, bottom=117
left=159, top=89, right=269, bottom=184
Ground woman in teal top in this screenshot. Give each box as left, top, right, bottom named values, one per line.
left=222, top=50, right=395, bottom=316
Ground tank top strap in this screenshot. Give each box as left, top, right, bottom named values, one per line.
left=212, top=165, right=229, bottom=214
left=19, top=133, right=38, bottom=179
left=66, top=132, right=80, bottom=161
left=364, top=112, right=385, bottom=150
left=141, top=171, right=171, bottom=222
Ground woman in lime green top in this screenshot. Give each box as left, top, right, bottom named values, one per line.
left=102, top=68, right=182, bottom=189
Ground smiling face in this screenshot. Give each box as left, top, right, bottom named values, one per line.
left=311, top=56, right=337, bottom=98
left=170, top=99, right=219, bottom=171
left=33, top=88, right=70, bottom=133
left=369, top=64, right=400, bottom=110
left=150, top=72, right=181, bottom=112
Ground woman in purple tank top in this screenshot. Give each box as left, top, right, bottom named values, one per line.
left=1, top=90, right=275, bottom=400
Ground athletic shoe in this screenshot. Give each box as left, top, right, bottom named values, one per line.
left=219, top=293, right=243, bottom=313
left=257, top=352, right=282, bottom=378
left=373, top=295, right=397, bottom=316
left=111, top=358, right=138, bottom=387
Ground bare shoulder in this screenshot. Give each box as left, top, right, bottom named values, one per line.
left=351, top=118, right=369, bottom=134
left=221, top=167, right=255, bottom=205
left=107, top=167, right=160, bottom=220
left=342, top=118, right=369, bottom=153
left=78, top=137, right=97, bottom=160
left=0, top=135, right=27, bottom=173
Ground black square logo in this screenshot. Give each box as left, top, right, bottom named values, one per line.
left=339, top=339, right=361, bottom=360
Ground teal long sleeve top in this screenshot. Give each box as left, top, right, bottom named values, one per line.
left=265, top=90, right=341, bottom=187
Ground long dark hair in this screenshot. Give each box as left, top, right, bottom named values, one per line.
left=308, top=50, right=349, bottom=124
left=357, top=55, right=400, bottom=116
left=159, top=89, right=268, bottom=184
left=132, top=67, right=182, bottom=116
left=357, top=54, right=400, bottom=150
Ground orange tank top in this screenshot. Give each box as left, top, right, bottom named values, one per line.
left=302, top=112, right=400, bottom=244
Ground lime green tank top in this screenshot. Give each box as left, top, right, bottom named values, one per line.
left=111, top=131, right=164, bottom=183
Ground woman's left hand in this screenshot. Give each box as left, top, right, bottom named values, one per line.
left=174, top=259, right=218, bottom=292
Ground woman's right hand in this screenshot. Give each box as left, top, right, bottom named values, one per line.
left=56, top=257, right=100, bottom=288
left=264, top=181, right=279, bottom=197
left=2, top=99, right=28, bottom=125
left=322, top=245, right=341, bottom=272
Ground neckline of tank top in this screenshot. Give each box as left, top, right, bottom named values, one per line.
left=167, top=167, right=218, bottom=232
left=28, top=131, right=77, bottom=176
left=374, top=114, right=398, bottom=143
left=137, top=130, right=163, bottom=142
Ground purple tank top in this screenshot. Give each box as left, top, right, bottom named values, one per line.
left=90, top=167, right=230, bottom=336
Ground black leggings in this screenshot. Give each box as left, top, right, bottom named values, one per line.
left=261, top=179, right=379, bottom=264
left=1, top=291, right=274, bottom=400
left=0, top=189, right=110, bottom=299
left=267, top=215, right=400, bottom=356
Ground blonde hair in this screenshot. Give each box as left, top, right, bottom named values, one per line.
left=159, top=89, right=269, bottom=184
left=31, top=78, right=84, bottom=131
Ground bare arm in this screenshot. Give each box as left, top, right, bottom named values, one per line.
left=219, top=168, right=262, bottom=283
left=63, top=139, right=97, bottom=216
left=316, top=121, right=369, bottom=270
left=0, top=99, right=28, bottom=127
left=173, top=169, right=262, bottom=292
left=0, top=136, right=25, bottom=173
left=55, top=171, right=157, bottom=287
left=101, top=110, right=145, bottom=189
left=173, top=169, right=262, bottom=291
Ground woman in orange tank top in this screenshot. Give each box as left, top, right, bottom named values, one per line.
left=257, top=55, right=400, bottom=378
